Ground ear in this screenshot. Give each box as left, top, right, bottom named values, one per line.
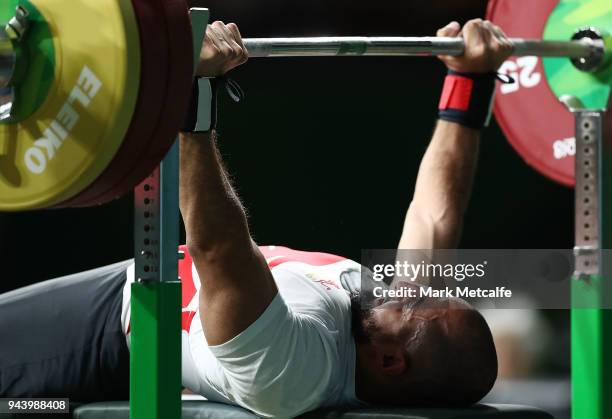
left=377, top=344, right=406, bottom=376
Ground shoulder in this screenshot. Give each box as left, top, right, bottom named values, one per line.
left=210, top=295, right=341, bottom=418
left=229, top=313, right=341, bottom=417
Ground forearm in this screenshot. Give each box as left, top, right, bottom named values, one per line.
left=399, top=120, right=480, bottom=249
left=414, top=120, right=480, bottom=218
left=179, top=131, right=250, bottom=253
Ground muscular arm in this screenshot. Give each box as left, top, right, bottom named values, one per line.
left=398, top=19, right=512, bottom=250
left=398, top=121, right=479, bottom=249
left=180, top=22, right=276, bottom=346
left=180, top=132, right=277, bottom=346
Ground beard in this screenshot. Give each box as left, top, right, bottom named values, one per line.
left=351, top=294, right=370, bottom=343
left=344, top=266, right=393, bottom=344
left=351, top=295, right=389, bottom=344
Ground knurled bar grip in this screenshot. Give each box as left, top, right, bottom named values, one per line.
left=243, top=37, right=602, bottom=59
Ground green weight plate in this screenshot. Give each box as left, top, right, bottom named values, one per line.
left=543, top=0, right=612, bottom=110
left=0, top=0, right=55, bottom=123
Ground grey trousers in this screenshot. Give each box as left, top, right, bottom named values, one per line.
left=0, top=261, right=131, bottom=402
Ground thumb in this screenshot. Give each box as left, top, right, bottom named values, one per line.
left=436, top=21, right=461, bottom=37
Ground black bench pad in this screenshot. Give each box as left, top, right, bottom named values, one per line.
left=72, top=401, right=553, bottom=419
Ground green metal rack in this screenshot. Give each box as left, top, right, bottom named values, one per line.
left=565, top=101, right=612, bottom=419
left=129, top=9, right=209, bottom=419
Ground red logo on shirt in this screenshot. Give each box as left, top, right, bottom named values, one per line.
left=314, top=279, right=340, bottom=291
left=178, top=245, right=347, bottom=333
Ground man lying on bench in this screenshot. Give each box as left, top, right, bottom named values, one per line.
left=0, top=19, right=508, bottom=418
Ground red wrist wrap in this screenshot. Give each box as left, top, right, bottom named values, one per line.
left=438, top=74, right=474, bottom=112
left=438, top=70, right=497, bottom=130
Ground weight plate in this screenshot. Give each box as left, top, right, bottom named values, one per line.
left=74, top=0, right=194, bottom=207
left=543, top=0, right=612, bottom=110
left=0, top=0, right=55, bottom=123
left=487, top=0, right=577, bottom=187
left=0, top=0, right=141, bottom=210
left=56, top=0, right=170, bottom=208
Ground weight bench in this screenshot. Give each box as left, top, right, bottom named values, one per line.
left=69, top=401, right=553, bottom=419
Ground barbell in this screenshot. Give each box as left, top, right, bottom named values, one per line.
left=0, top=0, right=609, bottom=211
left=243, top=36, right=605, bottom=63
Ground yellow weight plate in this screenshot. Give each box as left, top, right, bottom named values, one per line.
left=0, top=0, right=140, bottom=211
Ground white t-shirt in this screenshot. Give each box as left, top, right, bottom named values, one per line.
left=121, top=245, right=364, bottom=418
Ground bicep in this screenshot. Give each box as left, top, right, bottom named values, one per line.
left=191, top=240, right=278, bottom=346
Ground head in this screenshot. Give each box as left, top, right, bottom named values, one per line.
left=352, top=289, right=497, bottom=406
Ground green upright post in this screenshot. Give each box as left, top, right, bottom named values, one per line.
left=129, top=9, right=209, bottom=419
left=130, top=142, right=182, bottom=419
left=571, top=305, right=612, bottom=419
left=568, top=102, right=612, bottom=419
left=130, top=282, right=181, bottom=418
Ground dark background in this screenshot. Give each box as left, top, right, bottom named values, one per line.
left=0, top=0, right=573, bottom=292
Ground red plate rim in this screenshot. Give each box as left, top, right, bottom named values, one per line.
left=56, top=0, right=171, bottom=207
left=77, top=0, right=194, bottom=207
left=487, top=0, right=575, bottom=187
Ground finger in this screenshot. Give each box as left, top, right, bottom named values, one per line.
left=210, top=23, right=235, bottom=58
left=211, top=22, right=231, bottom=44
left=212, top=21, right=235, bottom=50
left=217, top=21, right=236, bottom=45
left=483, top=20, right=496, bottom=36
left=463, top=18, right=484, bottom=46
left=228, top=24, right=248, bottom=63
left=490, top=23, right=514, bottom=52
left=479, top=20, right=493, bottom=45
left=484, top=21, right=505, bottom=47
left=214, top=22, right=245, bottom=70
left=222, top=29, right=245, bottom=63
left=205, top=25, right=223, bottom=54
left=220, top=27, right=244, bottom=60
left=230, top=39, right=246, bottom=61
left=436, top=21, right=461, bottom=37
left=488, top=22, right=506, bottom=41
left=482, top=21, right=500, bottom=57
left=227, top=23, right=245, bottom=49
left=224, top=23, right=248, bottom=63
left=437, top=55, right=460, bottom=69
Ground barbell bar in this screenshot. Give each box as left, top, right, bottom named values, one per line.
left=0, top=0, right=611, bottom=211
left=243, top=36, right=605, bottom=62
